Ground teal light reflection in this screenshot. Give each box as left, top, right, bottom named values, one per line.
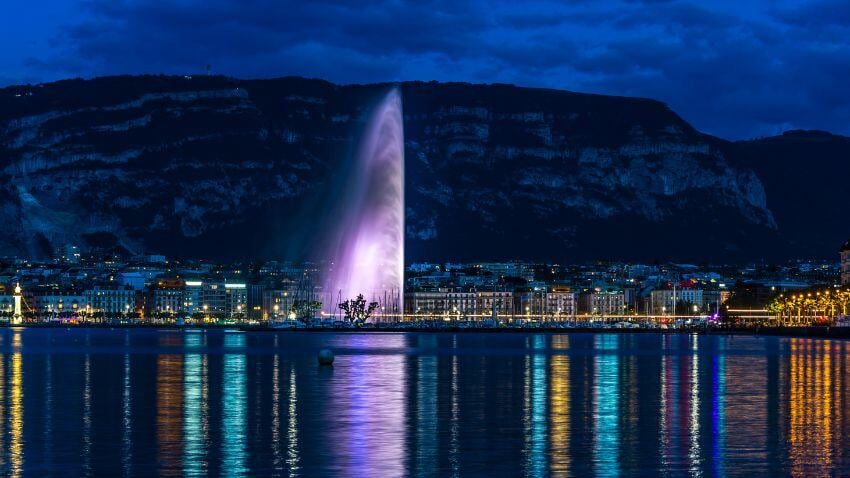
left=526, top=335, right=548, bottom=477
left=594, top=334, right=619, bottom=477
left=222, top=333, right=247, bottom=476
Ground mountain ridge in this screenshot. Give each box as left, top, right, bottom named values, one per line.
left=0, top=75, right=845, bottom=262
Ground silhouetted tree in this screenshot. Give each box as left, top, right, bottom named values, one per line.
left=339, top=294, right=378, bottom=327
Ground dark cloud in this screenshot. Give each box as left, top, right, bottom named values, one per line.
left=772, top=0, right=850, bottom=28
left=6, top=0, right=850, bottom=139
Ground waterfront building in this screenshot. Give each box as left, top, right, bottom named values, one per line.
left=405, top=288, right=512, bottom=319
left=192, top=281, right=248, bottom=319
left=842, top=239, right=850, bottom=285
left=703, top=289, right=731, bottom=312
left=405, top=286, right=570, bottom=320
left=32, top=294, right=86, bottom=317
left=406, top=289, right=449, bottom=316
left=225, top=282, right=248, bottom=317
left=579, top=288, right=626, bottom=316
left=446, top=290, right=478, bottom=316
left=475, top=290, right=514, bottom=317
left=202, top=282, right=227, bottom=315
left=263, top=288, right=297, bottom=321
left=184, top=280, right=203, bottom=316
left=149, top=279, right=185, bottom=316
left=544, top=286, right=577, bottom=319
left=511, top=287, right=577, bottom=320
left=85, top=284, right=136, bottom=317
left=0, top=295, right=12, bottom=315
left=405, top=289, right=476, bottom=317
left=248, top=284, right=266, bottom=320
left=650, top=288, right=705, bottom=314
left=512, top=288, right=536, bottom=317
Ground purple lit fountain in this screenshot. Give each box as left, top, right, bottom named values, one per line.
left=323, top=89, right=404, bottom=319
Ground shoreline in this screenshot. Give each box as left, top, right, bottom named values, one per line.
left=2, top=323, right=849, bottom=339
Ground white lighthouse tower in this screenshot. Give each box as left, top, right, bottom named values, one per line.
left=12, top=283, right=22, bottom=325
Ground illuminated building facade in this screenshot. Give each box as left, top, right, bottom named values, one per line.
left=150, top=281, right=184, bottom=315
left=579, top=288, right=626, bottom=316
left=32, top=294, right=86, bottom=316
left=184, top=281, right=203, bottom=315
left=543, top=287, right=577, bottom=318
left=263, top=289, right=295, bottom=321
left=475, top=290, right=514, bottom=316
left=85, top=284, right=136, bottom=316
left=650, top=289, right=705, bottom=314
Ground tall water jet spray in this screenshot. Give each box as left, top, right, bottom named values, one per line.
left=323, top=88, right=404, bottom=319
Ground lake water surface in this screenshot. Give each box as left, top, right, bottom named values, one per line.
left=0, top=329, right=847, bottom=477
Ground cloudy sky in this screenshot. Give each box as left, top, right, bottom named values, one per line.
left=2, top=0, right=848, bottom=139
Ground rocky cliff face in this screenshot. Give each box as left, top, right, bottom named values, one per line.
left=0, top=75, right=837, bottom=262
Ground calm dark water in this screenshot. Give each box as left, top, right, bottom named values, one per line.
left=0, top=329, right=847, bottom=477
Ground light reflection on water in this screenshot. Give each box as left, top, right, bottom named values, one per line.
left=222, top=333, right=247, bottom=476
left=549, top=335, right=570, bottom=477
left=183, top=333, right=207, bottom=477
left=0, top=330, right=849, bottom=476
left=593, top=334, right=619, bottom=477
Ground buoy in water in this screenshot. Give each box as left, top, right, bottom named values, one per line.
left=318, top=348, right=334, bottom=366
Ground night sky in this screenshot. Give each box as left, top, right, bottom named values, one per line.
left=2, top=0, right=848, bottom=139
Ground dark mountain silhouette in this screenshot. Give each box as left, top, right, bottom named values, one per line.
left=0, top=75, right=844, bottom=262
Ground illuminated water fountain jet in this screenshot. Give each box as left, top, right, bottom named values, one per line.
left=323, top=88, right=404, bottom=319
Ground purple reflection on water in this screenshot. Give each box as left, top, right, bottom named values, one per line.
left=323, top=89, right=404, bottom=317
left=325, top=334, right=408, bottom=476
